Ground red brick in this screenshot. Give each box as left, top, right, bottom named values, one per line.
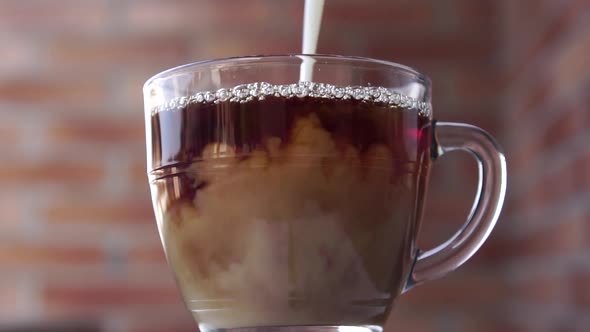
left=129, top=161, right=149, bottom=186
left=519, top=156, right=580, bottom=211
left=198, top=32, right=298, bottom=59
left=325, top=1, right=433, bottom=26
left=49, top=116, right=144, bottom=145
left=509, top=76, right=554, bottom=123
left=0, top=244, right=102, bottom=266
left=43, top=284, right=182, bottom=308
left=509, top=136, right=540, bottom=174
left=509, top=276, right=569, bottom=305
left=454, top=0, right=500, bottom=26
left=128, top=246, right=167, bottom=264
left=384, top=314, right=434, bottom=332
left=433, top=106, right=502, bottom=135
left=127, top=0, right=296, bottom=46
left=571, top=270, right=590, bottom=308
left=423, top=186, right=476, bottom=218
left=456, top=319, right=527, bottom=332
left=205, top=0, right=281, bottom=24
left=48, top=36, right=190, bottom=68
left=574, top=152, right=590, bottom=193
left=500, top=216, right=586, bottom=258
left=37, top=259, right=173, bottom=286
left=503, top=1, right=555, bottom=50
left=524, top=0, right=561, bottom=22
left=0, top=38, right=40, bottom=75
left=2, top=160, right=103, bottom=185
left=368, top=34, right=498, bottom=63
left=0, top=194, right=23, bottom=233
left=552, top=27, right=590, bottom=97
left=124, top=309, right=196, bottom=332
left=0, top=1, right=109, bottom=33
left=504, top=0, right=585, bottom=84
left=44, top=198, right=154, bottom=224
left=118, top=71, right=153, bottom=112
left=501, top=197, right=518, bottom=218
left=452, top=66, right=505, bottom=101
left=518, top=184, right=552, bottom=215
left=403, top=271, right=507, bottom=308
left=467, top=234, right=511, bottom=266
left=126, top=320, right=196, bottom=332
left=124, top=0, right=211, bottom=33
left=0, top=79, right=107, bottom=105
left=0, top=125, right=19, bottom=146
left=0, top=283, right=19, bottom=315
left=541, top=104, right=584, bottom=148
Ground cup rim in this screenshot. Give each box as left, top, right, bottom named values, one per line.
left=143, top=54, right=431, bottom=91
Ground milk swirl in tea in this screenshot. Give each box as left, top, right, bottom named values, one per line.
left=148, top=82, right=432, bottom=329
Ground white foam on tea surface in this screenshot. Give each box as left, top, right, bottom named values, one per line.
left=150, top=82, right=432, bottom=117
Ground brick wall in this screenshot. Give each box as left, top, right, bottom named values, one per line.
left=0, top=1, right=587, bottom=332
left=496, top=1, right=590, bottom=331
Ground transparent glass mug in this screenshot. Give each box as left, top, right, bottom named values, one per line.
left=143, top=55, right=506, bottom=332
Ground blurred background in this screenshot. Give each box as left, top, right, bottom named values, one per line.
left=1, top=0, right=588, bottom=331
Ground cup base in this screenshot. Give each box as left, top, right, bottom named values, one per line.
left=199, top=325, right=383, bottom=332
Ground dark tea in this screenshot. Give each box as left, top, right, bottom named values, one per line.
left=148, top=82, right=432, bottom=328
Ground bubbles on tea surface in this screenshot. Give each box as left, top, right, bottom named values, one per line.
left=151, top=81, right=432, bottom=117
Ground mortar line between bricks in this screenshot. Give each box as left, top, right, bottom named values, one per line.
left=501, top=191, right=590, bottom=237
left=21, top=194, right=44, bottom=242
left=102, top=153, right=133, bottom=198
left=500, top=1, right=583, bottom=93
left=508, top=129, right=590, bottom=197
left=503, top=75, right=590, bottom=149
left=502, top=27, right=590, bottom=127
left=572, top=312, right=590, bottom=328
left=505, top=28, right=590, bottom=122
left=502, top=250, right=590, bottom=279
left=18, top=274, right=43, bottom=321
left=3, top=263, right=174, bottom=282
left=502, top=302, right=578, bottom=328
left=102, top=314, right=129, bottom=332
left=0, top=219, right=158, bottom=246
left=1, top=143, right=145, bottom=164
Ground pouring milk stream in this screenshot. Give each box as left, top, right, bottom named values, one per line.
left=299, top=0, right=325, bottom=82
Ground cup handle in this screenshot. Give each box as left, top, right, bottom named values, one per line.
left=403, top=121, right=507, bottom=292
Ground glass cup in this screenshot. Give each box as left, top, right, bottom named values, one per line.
left=143, top=55, right=507, bottom=332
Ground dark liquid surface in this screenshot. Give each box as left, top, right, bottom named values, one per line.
left=149, top=95, right=432, bottom=329
left=150, top=96, right=431, bottom=171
